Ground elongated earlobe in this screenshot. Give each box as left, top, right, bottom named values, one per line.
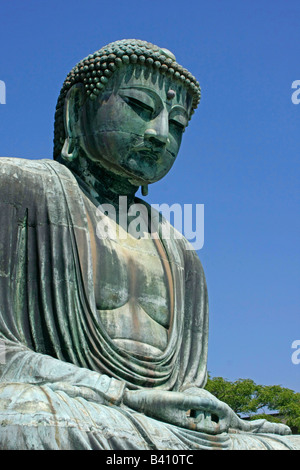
left=61, top=83, right=85, bottom=162
left=61, top=137, right=79, bottom=161
left=141, top=185, right=148, bottom=196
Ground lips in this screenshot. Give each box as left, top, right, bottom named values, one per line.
left=139, top=149, right=162, bottom=161
left=132, top=145, right=165, bottom=162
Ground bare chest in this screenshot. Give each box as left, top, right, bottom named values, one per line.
left=83, top=195, right=171, bottom=356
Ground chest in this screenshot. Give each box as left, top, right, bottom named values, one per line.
left=84, top=197, right=171, bottom=328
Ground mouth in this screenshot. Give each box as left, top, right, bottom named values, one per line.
left=133, top=146, right=164, bottom=162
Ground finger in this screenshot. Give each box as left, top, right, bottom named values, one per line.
left=182, top=395, right=228, bottom=417
left=193, top=413, right=221, bottom=434
left=184, top=408, right=228, bottom=435
left=182, top=395, right=214, bottom=410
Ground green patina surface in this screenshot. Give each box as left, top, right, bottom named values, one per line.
left=0, top=39, right=299, bottom=450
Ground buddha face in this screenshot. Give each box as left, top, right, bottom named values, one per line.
left=79, top=65, right=193, bottom=185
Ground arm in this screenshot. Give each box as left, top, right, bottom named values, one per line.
left=0, top=339, right=125, bottom=406
left=123, top=387, right=291, bottom=435
left=0, top=160, right=125, bottom=406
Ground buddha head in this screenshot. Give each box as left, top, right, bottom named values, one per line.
left=53, top=39, right=201, bottom=192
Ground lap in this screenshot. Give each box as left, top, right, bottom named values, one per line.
left=0, top=382, right=149, bottom=450
left=0, top=383, right=299, bottom=450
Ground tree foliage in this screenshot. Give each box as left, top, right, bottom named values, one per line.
left=205, top=375, right=300, bottom=433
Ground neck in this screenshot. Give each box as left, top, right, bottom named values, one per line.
left=62, top=154, right=139, bottom=209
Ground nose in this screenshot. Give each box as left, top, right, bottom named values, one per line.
left=144, top=110, right=169, bottom=148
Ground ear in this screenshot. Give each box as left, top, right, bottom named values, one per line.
left=62, top=83, right=85, bottom=161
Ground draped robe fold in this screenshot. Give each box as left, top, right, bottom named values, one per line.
left=0, top=157, right=298, bottom=450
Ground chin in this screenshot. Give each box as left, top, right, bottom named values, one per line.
left=131, top=169, right=170, bottom=186
left=125, top=156, right=173, bottom=184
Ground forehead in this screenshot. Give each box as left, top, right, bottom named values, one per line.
left=105, top=64, right=192, bottom=110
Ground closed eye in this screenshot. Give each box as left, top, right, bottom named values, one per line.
left=169, top=119, right=185, bottom=131
left=123, top=96, right=154, bottom=115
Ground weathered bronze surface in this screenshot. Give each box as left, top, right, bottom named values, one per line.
left=0, top=39, right=299, bottom=450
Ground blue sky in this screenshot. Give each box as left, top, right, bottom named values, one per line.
left=0, top=0, right=299, bottom=392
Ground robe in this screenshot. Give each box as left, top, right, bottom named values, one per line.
left=0, top=157, right=298, bottom=450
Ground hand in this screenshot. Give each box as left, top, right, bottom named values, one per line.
left=239, top=418, right=291, bottom=435
left=123, top=388, right=232, bottom=434
left=183, top=387, right=291, bottom=436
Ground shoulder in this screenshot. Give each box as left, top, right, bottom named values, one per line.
left=0, top=157, right=70, bottom=180
left=0, top=157, right=74, bottom=205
